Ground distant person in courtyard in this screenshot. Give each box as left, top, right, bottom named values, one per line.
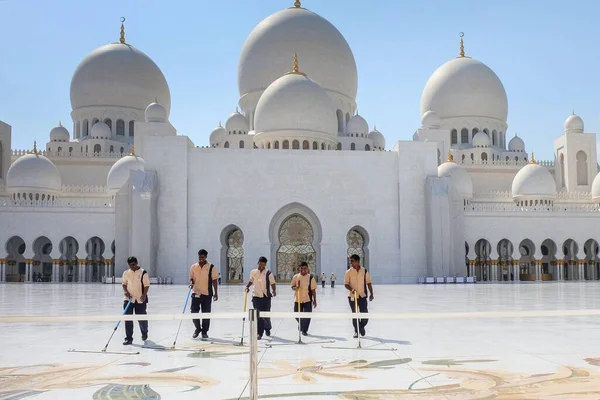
left=291, top=262, right=317, bottom=335
left=245, top=256, right=276, bottom=339
left=218, top=272, right=222, bottom=285
left=121, top=256, right=150, bottom=345
left=344, top=254, right=374, bottom=338
left=320, top=272, right=326, bottom=288
left=330, top=272, right=336, bottom=288
left=189, top=249, right=219, bottom=339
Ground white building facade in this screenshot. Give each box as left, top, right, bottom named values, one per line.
left=0, top=2, right=599, bottom=285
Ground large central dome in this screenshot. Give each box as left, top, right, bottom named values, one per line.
left=420, top=57, right=508, bottom=122
left=238, top=4, right=357, bottom=103
left=70, top=43, right=171, bottom=114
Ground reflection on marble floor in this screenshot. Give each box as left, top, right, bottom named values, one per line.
left=2, top=283, right=600, bottom=399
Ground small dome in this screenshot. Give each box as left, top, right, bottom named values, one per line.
left=107, top=154, right=145, bottom=193
left=438, top=159, right=473, bottom=199
left=508, top=134, right=525, bottom=152
left=592, top=172, right=600, bottom=202
left=421, top=57, right=508, bottom=123
left=368, top=128, right=385, bottom=150
left=91, top=121, right=111, bottom=139
left=421, top=110, right=441, bottom=129
left=254, top=68, right=337, bottom=141
left=145, top=102, right=167, bottom=123
left=7, top=151, right=62, bottom=194
left=226, top=111, right=249, bottom=134
left=210, top=124, right=226, bottom=146
left=472, top=131, right=490, bottom=148
left=347, top=114, right=368, bottom=135
left=564, top=113, right=584, bottom=134
left=50, top=123, right=70, bottom=142
left=512, top=162, right=556, bottom=201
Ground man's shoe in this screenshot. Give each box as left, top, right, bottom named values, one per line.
left=257, top=335, right=263, bottom=340
left=201, top=332, right=209, bottom=340
left=359, top=327, right=366, bottom=337
left=301, top=331, right=308, bottom=336
left=141, top=333, right=148, bottom=341
left=192, top=329, right=201, bottom=339
left=265, top=329, right=271, bottom=337
left=353, top=332, right=358, bottom=339
left=123, top=339, right=133, bottom=345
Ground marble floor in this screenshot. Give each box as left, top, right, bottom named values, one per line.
left=2, top=282, right=600, bottom=399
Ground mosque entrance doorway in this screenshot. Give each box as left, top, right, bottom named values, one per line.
left=276, top=214, right=316, bottom=282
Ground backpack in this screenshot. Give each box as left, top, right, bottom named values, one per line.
left=207, top=264, right=215, bottom=297
left=140, top=270, right=149, bottom=303
left=265, top=270, right=272, bottom=298
left=308, top=275, right=314, bottom=302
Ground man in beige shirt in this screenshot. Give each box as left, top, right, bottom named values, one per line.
left=245, top=256, right=276, bottom=339
left=291, top=262, right=317, bottom=335
left=344, top=254, right=374, bottom=338
left=189, top=249, right=219, bottom=339
left=121, top=256, right=150, bottom=345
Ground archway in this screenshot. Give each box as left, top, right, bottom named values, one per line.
left=220, top=225, right=244, bottom=283
left=5, top=236, right=26, bottom=282
left=518, top=239, right=535, bottom=280
left=497, top=239, right=513, bottom=281
left=584, top=239, right=599, bottom=280
left=562, top=239, right=578, bottom=280
left=474, top=239, right=491, bottom=281
left=540, top=239, right=557, bottom=280
left=85, top=237, right=105, bottom=283
left=59, top=236, right=79, bottom=282
left=346, top=227, right=369, bottom=270
left=32, top=236, right=53, bottom=282
left=269, top=203, right=321, bottom=282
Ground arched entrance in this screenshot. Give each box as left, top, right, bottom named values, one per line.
left=220, top=225, right=244, bottom=283
left=584, top=239, right=599, bottom=280
left=5, top=236, right=26, bottom=282
left=563, top=239, right=578, bottom=280
left=519, top=239, right=535, bottom=280
left=474, top=239, right=491, bottom=281
left=32, top=236, right=53, bottom=282
left=86, top=237, right=105, bottom=283
left=497, top=239, right=513, bottom=281
left=346, top=227, right=369, bottom=270
left=276, top=214, right=316, bottom=281
left=541, top=239, right=557, bottom=280
left=59, top=236, right=79, bottom=282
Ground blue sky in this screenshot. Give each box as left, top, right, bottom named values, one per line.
left=1, top=0, right=599, bottom=161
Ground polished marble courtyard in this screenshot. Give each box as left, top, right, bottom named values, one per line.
left=2, top=282, right=600, bottom=399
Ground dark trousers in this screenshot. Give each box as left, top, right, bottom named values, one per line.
left=252, top=296, right=272, bottom=337
left=331, top=281, right=335, bottom=288
left=348, top=297, right=369, bottom=333
left=191, top=294, right=212, bottom=333
left=124, top=300, right=148, bottom=340
left=321, top=280, right=326, bottom=288
left=294, top=301, right=312, bottom=332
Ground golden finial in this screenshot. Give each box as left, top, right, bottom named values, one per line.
left=288, top=53, right=307, bottom=76
left=458, top=32, right=465, bottom=58
left=529, top=152, right=537, bottom=164
left=129, top=145, right=135, bottom=156
left=32, top=141, right=38, bottom=155
left=294, top=0, right=301, bottom=8
left=447, top=151, right=454, bottom=162
left=119, top=17, right=126, bottom=44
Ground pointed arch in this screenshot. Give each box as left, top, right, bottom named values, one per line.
left=220, top=224, right=245, bottom=283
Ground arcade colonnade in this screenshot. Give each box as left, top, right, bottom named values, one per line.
left=0, top=235, right=115, bottom=283
left=467, top=238, right=600, bottom=282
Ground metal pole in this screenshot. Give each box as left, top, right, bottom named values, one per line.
left=249, top=308, right=258, bottom=400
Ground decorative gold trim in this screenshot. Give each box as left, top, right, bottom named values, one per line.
left=447, top=151, right=454, bottom=162
left=119, top=17, right=126, bottom=44
left=129, top=145, right=135, bottom=156
left=287, top=53, right=307, bottom=76
left=294, top=0, right=301, bottom=7
left=529, top=152, right=537, bottom=164
left=0, top=259, right=4, bottom=264
left=458, top=32, right=465, bottom=58
left=30, top=141, right=38, bottom=155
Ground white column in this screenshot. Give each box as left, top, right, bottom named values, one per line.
left=578, top=261, right=585, bottom=281
left=78, top=260, right=85, bottom=283
left=512, top=262, right=520, bottom=282
left=0, top=259, right=5, bottom=282
left=51, top=260, right=58, bottom=283
left=535, top=261, right=542, bottom=281
left=25, top=260, right=32, bottom=283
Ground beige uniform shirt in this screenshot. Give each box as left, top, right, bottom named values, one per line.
left=190, top=262, right=218, bottom=296
left=291, top=273, right=317, bottom=303
left=122, top=268, right=150, bottom=303
left=249, top=268, right=276, bottom=298
left=344, top=267, right=372, bottom=299
left=331, top=274, right=336, bottom=282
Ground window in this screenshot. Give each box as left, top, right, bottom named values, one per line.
left=94, top=144, right=101, bottom=153
left=116, top=119, right=125, bottom=135
left=104, top=118, right=112, bottom=130
left=481, top=152, right=488, bottom=161
left=239, top=140, right=244, bottom=149
left=312, top=141, right=318, bottom=150
left=365, top=144, right=370, bottom=151
left=351, top=142, right=356, bottom=151
left=292, top=140, right=300, bottom=150
left=120, top=147, right=124, bottom=154
left=224, top=141, right=229, bottom=148
left=57, top=146, right=62, bottom=154
left=577, top=151, right=588, bottom=185
left=451, top=129, right=458, bottom=144
left=303, top=140, right=309, bottom=150
left=337, top=142, right=342, bottom=150
left=274, top=141, right=280, bottom=149
left=560, top=153, right=565, bottom=188
left=83, top=120, right=89, bottom=136
left=461, top=128, right=469, bottom=143
left=76, top=122, right=81, bottom=139
left=129, top=121, right=135, bottom=137
left=492, top=130, right=497, bottom=146
left=321, top=143, right=325, bottom=150
left=336, top=110, right=343, bottom=132
left=283, top=140, right=289, bottom=149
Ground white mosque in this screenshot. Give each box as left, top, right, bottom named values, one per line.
left=0, top=1, right=598, bottom=285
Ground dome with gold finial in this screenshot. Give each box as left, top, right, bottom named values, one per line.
left=210, top=123, right=226, bottom=147
left=420, top=32, right=508, bottom=124
left=50, top=122, right=70, bottom=142
left=238, top=1, right=357, bottom=115
left=70, top=17, right=171, bottom=115
left=438, top=152, right=473, bottom=199
left=6, top=141, right=62, bottom=198
left=253, top=53, right=337, bottom=146
left=511, top=152, right=556, bottom=202
left=106, top=146, right=145, bottom=193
